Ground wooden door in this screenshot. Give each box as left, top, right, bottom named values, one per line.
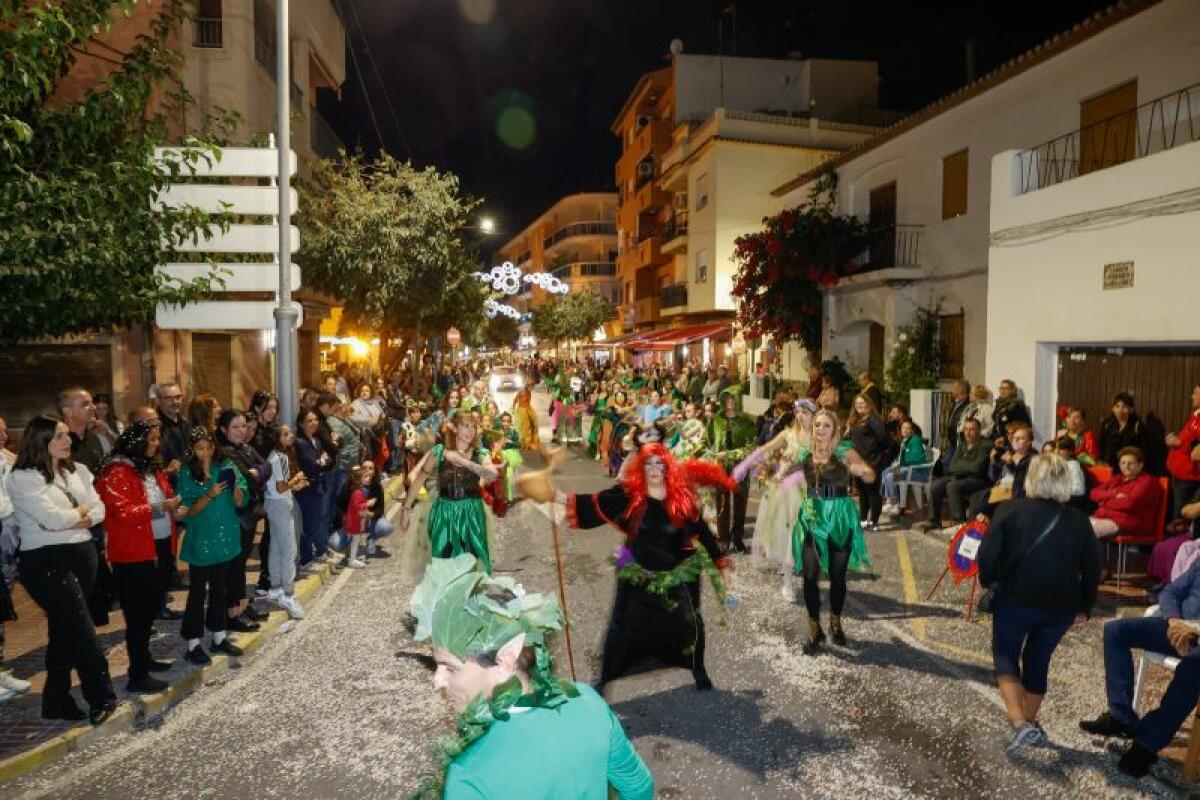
left=1056, top=346, right=1200, bottom=474
left=868, top=182, right=897, bottom=270
left=1079, top=80, right=1137, bottom=176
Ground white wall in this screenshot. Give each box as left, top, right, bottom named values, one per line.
left=778, top=0, right=1200, bottom=384
left=987, top=139, right=1200, bottom=435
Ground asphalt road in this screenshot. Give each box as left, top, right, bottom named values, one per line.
left=1, top=392, right=1192, bottom=799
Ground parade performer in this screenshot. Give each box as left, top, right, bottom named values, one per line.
left=531, top=443, right=736, bottom=693
left=705, top=387, right=758, bottom=553
left=401, top=414, right=498, bottom=577
left=733, top=399, right=815, bottom=600
left=511, top=387, right=540, bottom=451
left=784, top=408, right=875, bottom=653
left=409, top=554, right=653, bottom=800
left=605, top=390, right=635, bottom=478
left=586, top=387, right=609, bottom=460
left=670, top=402, right=707, bottom=459
left=495, top=412, right=523, bottom=502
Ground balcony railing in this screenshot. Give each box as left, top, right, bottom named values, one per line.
left=661, top=283, right=688, bottom=309
left=192, top=17, right=223, bottom=48
left=542, top=221, right=616, bottom=249
left=858, top=224, right=923, bottom=272
left=311, top=110, right=343, bottom=158
left=662, top=210, right=688, bottom=241
left=1019, top=83, right=1200, bottom=193
left=578, top=262, right=616, bottom=277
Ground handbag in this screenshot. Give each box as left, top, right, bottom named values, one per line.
left=977, top=508, right=1063, bottom=615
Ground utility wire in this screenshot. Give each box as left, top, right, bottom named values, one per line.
left=345, top=0, right=413, bottom=160
left=337, top=0, right=386, bottom=152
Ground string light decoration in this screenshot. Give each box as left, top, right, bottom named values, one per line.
left=473, top=260, right=569, bottom=318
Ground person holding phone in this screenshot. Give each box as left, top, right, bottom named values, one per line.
left=175, top=427, right=247, bottom=665
left=294, top=409, right=334, bottom=569
left=216, top=410, right=269, bottom=632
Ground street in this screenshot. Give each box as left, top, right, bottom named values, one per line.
left=0, top=394, right=1189, bottom=800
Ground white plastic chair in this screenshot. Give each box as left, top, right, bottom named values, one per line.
left=1132, top=605, right=1179, bottom=712
left=897, top=446, right=940, bottom=511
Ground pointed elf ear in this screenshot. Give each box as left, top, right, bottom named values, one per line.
left=495, top=633, right=527, bottom=671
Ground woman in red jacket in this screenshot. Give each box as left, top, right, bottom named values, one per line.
left=96, top=420, right=181, bottom=694
left=1090, top=446, right=1162, bottom=539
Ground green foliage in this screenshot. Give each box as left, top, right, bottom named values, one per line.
left=884, top=302, right=945, bottom=404
left=0, top=0, right=229, bottom=340
left=297, top=153, right=484, bottom=338
left=730, top=175, right=868, bottom=358
left=530, top=290, right=616, bottom=345
left=480, top=315, right=519, bottom=350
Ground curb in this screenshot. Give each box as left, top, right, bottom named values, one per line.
left=0, top=559, right=341, bottom=785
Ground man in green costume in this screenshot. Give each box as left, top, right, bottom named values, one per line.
left=705, top=385, right=757, bottom=552
left=411, top=555, right=654, bottom=800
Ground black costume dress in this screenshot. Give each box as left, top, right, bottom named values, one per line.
left=568, top=485, right=728, bottom=690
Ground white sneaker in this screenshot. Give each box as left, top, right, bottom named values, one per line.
left=881, top=503, right=899, bottom=515
left=0, top=686, right=14, bottom=703
left=277, top=594, right=305, bottom=619
left=266, top=587, right=284, bottom=604
left=1006, top=722, right=1045, bottom=756
left=0, top=672, right=30, bottom=694
left=347, top=559, right=367, bottom=569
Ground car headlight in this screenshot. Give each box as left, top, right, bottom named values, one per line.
left=513, top=375, right=525, bottom=388
left=489, top=376, right=501, bottom=391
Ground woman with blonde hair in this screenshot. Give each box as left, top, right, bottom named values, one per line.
left=977, top=454, right=1101, bottom=755
left=782, top=408, right=875, bottom=652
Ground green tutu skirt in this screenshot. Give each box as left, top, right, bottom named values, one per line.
left=791, top=495, right=870, bottom=576
left=403, top=491, right=497, bottom=582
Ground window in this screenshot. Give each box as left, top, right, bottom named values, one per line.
left=694, top=173, right=709, bottom=211
left=941, top=149, right=968, bottom=219
left=939, top=313, right=965, bottom=379
left=1080, top=80, right=1137, bottom=175
left=193, top=0, right=223, bottom=47
left=695, top=249, right=709, bottom=283
left=253, top=0, right=276, bottom=73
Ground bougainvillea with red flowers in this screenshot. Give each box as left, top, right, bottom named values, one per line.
left=730, top=176, right=867, bottom=358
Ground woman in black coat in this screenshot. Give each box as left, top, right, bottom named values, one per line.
left=846, top=394, right=893, bottom=530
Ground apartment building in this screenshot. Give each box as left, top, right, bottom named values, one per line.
left=0, top=0, right=347, bottom=428
left=494, top=193, right=621, bottom=343
left=772, top=0, right=1195, bottom=421
left=611, top=51, right=883, bottom=366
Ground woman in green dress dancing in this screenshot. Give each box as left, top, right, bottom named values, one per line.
left=782, top=408, right=875, bottom=654
left=401, top=414, right=499, bottom=575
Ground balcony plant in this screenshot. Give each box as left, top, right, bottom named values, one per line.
left=884, top=302, right=945, bottom=404
left=730, top=175, right=867, bottom=359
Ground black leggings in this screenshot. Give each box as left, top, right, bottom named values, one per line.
left=801, top=535, right=851, bottom=619
left=856, top=477, right=882, bottom=525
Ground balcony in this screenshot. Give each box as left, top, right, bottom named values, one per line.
left=858, top=224, right=923, bottom=273
left=311, top=110, right=343, bottom=158
left=542, top=220, right=616, bottom=250
left=661, top=283, right=688, bottom=310
left=661, top=210, right=688, bottom=254
left=577, top=262, right=617, bottom=277
left=618, top=118, right=672, bottom=178
left=192, top=17, right=223, bottom=48
left=1019, top=82, right=1200, bottom=193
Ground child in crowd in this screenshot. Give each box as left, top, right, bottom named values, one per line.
left=264, top=423, right=308, bottom=619
left=341, top=464, right=373, bottom=568
left=881, top=419, right=929, bottom=516
left=360, top=460, right=394, bottom=558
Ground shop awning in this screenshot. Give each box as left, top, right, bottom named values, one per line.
left=632, top=322, right=732, bottom=351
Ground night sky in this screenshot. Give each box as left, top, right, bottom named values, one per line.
left=321, top=0, right=1117, bottom=234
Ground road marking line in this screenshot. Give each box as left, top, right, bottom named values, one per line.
left=894, top=532, right=927, bottom=640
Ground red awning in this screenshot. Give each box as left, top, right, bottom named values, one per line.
left=629, top=323, right=732, bottom=351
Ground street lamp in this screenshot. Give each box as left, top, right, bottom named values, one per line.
left=479, top=216, right=497, bottom=235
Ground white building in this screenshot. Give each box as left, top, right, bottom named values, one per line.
left=771, top=0, right=1198, bottom=402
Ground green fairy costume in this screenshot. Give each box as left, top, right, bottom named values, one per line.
left=410, top=555, right=654, bottom=800
left=586, top=393, right=609, bottom=458
left=791, top=439, right=871, bottom=575
left=425, top=444, right=494, bottom=572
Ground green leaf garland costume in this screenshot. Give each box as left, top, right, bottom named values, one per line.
left=791, top=440, right=871, bottom=575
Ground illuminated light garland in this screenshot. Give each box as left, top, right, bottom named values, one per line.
left=472, top=261, right=570, bottom=319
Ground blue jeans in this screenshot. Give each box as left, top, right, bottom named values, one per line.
left=1103, top=616, right=1200, bottom=752
left=295, top=489, right=326, bottom=565
left=387, top=419, right=405, bottom=473
left=881, top=465, right=931, bottom=502
left=367, top=517, right=394, bottom=544
left=991, top=596, right=1072, bottom=695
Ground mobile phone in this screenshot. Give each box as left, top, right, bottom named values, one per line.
left=219, top=467, right=237, bottom=492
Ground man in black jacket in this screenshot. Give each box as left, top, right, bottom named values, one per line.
left=154, top=382, right=190, bottom=469
left=939, top=380, right=972, bottom=474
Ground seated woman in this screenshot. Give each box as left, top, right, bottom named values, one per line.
left=1089, top=446, right=1162, bottom=539
left=966, top=422, right=1036, bottom=522
left=881, top=419, right=929, bottom=516
left=1057, top=407, right=1099, bottom=467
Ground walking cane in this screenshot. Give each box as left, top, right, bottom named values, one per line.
left=549, top=511, right=578, bottom=681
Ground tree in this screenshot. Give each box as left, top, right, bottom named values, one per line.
left=884, top=302, right=945, bottom=404
left=297, top=153, right=484, bottom=362
left=530, top=290, right=615, bottom=350
left=730, top=175, right=868, bottom=358
left=481, top=315, right=520, bottom=350
left=0, top=0, right=227, bottom=341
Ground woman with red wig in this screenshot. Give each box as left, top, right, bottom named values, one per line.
left=551, top=443, right=736, bottom=693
